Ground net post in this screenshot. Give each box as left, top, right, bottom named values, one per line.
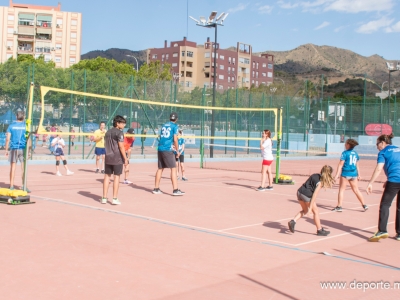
left=68, top=71, right=74, bottom=155
left=225, top=89, right=229, bottom=154
left=82, top=69, right=87, bottom=160
left=23, top=82, right=34, bottom=192
left=234, top=88, right=238, bottom=157
left=275, top=107, right=282, bottom=184
left=200, top=85, right=206, bottom=168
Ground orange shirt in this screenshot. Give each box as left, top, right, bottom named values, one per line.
left=124, top=137, right=135, bottom=151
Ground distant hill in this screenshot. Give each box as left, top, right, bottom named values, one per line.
left=258, top=44, right=399, bottom=85
left=81, top=48, right=147, bottom=70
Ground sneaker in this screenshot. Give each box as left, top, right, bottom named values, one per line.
left=21, top=186, right=31, bottom=193
left=172, top=189, right=185, bottom=196
left=288, top=220, right=296, bottom=233
left=101, top=170, right=105, bottom=174
left=395, top=234, right=400, bottom=241
left=182, top=177, right=188, bottom=181
left=123, top=180, right=132, bottom=184
left=112, top=198, right=121, bottom=205
left=67, top=170, right=74, bottom=176
left=152, top=188, right=163, bottom=194
left=363, top=205, right=369, bottom=211
left=256, top=186, right=266, bottom=192
left=317, top=228, right=330, bottom=236
left=265, top=186, right=274, bottom=190
left=9, top=186, right=14, bottom=190
left=56, top=171, right=62, bottom=176
left=101, top=197, right=107, bottom=204
left=368, top=231, right=389, bottom=242
left=95, top=169, right=99, bottom=173
left=331, top=206, right=342, bottom=212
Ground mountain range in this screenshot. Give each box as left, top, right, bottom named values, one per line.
left=81, top=44, right=399, bottom=87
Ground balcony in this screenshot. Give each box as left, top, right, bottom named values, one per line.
left=36, top=34, right=52, bottom=41
left=18, top=44, right=33, bottom=53
left=17, top=25, right=35, bottom=36
left=17, top=35, right=34, bottom=41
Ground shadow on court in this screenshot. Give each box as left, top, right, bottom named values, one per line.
left=41, top=171, right=55, bottom=175
left=78, top=169, right=97, bottom=173
left=78, top=191, right=101, bottom=203
left=131, top=184, right=153, bottom=193
left=224, top=182, right=255, bottom=189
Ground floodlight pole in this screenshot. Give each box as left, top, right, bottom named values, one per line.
left=210, top=22, right=217, bottom=158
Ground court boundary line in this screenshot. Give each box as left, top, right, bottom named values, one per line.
left=218, top=203, right=380, bottom=232
left=30, top=195, right=400, bottom=272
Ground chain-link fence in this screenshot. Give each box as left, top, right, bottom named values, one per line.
left=0, top=65, right=398, bottom=159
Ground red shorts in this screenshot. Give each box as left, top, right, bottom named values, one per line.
left=262, top=160, right=273, bottom=166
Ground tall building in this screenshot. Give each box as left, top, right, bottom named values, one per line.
left=0, top=0, right=82, bottom=68
left=147, top=37, right=274, bottom=91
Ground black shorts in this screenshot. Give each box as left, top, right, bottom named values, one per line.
left=104, top=164, right=123, bottom=175
left=175, top=155, right=184, bottom=163
left=158, top=151, right=176, bottom=169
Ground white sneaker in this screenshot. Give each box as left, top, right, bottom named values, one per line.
left=101, top=197, right=107, bottom=204
left=67, top=170, right=74, bottom=175
left=123, top=180, right=132, bottom=184
left=112, top=198, right=121, bottom=205
left=56, top=171, right=62, bottom=176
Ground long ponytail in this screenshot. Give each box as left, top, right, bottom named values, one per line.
left=320, top=165, right=335, bottom=189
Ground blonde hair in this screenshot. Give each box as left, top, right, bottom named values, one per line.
left=320, top=165, right=335, bottom=189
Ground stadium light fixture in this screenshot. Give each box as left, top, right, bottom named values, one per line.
left=386, top=61, right=399, bottom=124
left=189, top=10, right=228, bottom=158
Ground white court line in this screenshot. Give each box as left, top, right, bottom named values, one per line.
left=295, top=222, right=395, bottom=246
left=218, top=203, right=380, bottom=232
left=31, top=195, right=297, bottom=247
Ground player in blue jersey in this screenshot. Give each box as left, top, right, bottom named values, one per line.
left=4, top=111, right=30, bottom=192
left=332, top=139, right=367, bottom=212
left=153, top=112, right=185, bottom=196
left=175, top=130, right=188, bottom=181
left=367, top=133, right=400, bottom=242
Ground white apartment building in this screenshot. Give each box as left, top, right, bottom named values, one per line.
left=0, top=0, right=82, bottom=68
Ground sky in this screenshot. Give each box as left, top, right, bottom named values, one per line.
left=3, top=0, right=400, bottom=60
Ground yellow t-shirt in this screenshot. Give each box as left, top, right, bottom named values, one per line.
left=94, top=129, right=106, bottom=148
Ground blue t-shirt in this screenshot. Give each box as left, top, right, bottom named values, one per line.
left=178, top=138, right=185, bottom=156
left=7, top=121, right=26, bottom=150
left=340, top=148, right=359, bottom=177
left=377, top=145, right=400, bottom=183
left=158, top=121, right=178, bottom=152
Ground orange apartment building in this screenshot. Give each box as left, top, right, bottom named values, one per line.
left=147, top=37, right=274, bottom=91
left=0, top=0, right=82, bottom=68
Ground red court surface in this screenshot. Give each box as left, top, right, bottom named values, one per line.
left=1, top=159, right=400, bottom=299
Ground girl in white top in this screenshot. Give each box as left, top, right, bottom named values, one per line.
left=51, top=133, right=74, bottom=176
left=257, top=129, right=274, bottom=191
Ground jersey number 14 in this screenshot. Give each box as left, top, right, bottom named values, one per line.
left=349, top=155, right=357, bottom=165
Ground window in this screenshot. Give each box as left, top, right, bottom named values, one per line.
left=185, top=81, right=192, bottom=87
left=204, top=82, right=210, bottom=87
left=205, top=72, right=210, bottom=78
left=8, top=15, right=14, bottom=21
left=233, top=58, right=236, bottom=65
left=70, top=57, right=76, bottom=63
left=161, top=54, right=165, bottom=61
left=252, top=80, right=254, bottom=84
left=205, top=52, right=210, bottom=58
left=71, top=20, right=77, bottom=26
left=71, top=32, right=77, bottom=38
left=256, top=72, right=258, bottom=78
left=232, top=67, right=235, bottom=73
left=268, top=63, right=273, bottom=69
left=204, top=62, right=210, bottom=68
left=232, top=77, right=235, bottom=82
left=45, top=55, right=52, bottom=62
left=218, top=85, right=223, bottom=90
left=56, top=44, right=62, bottom=50
left=256, top=63, right=259, bottom=69
left=212, top=53, right=218, bottom=58
left=7, top=28, right=13, bottom=34
left=219, top=74, right=224, bottom=80
left=171, top=52, right=177, bottom=57
left=57, top=19, right=63, bottom=25
left=262, top=63, right=267, bottom=68
left=228, top=67, right=231, bottom=74
left=56, top=31, right=62, bottom=37
left=220, top=65, right=224, bottom=70
left=180, top=81, right=184, bottom=86
left=228, top=77, right=230, bottom=83
left=7, top=54, right=13, bottom=59
left=181, top=51, right=185, bottom=56
left=166, top=54, right=169, bottom=60
left=262, top=72, right=266, bottom=77
left=252, top=71, right=255, bottom=77
left=70, top=45, right=76, bottom=51
left=152, top=54, right=157, bottom=59
left=172, top=63, right=178, bottom=67
left=268, top=72, right=273, bottom=78
left=253, top=62, right=255, bottom=68
left=173, top=43, right=178, bottom=47
left=228, top=57, right=231, bottom=64
left=187, top=51, right=193, bottom=57
left=256, top=81, right=258, bottom=86
left=220, top=55, right=224, bottom=60
left=239, top=57, right=250, bottom=64
left=55, top=56, right=61, bottom=62
left=186, top=71, right=193, bottom=78
left=187, top=62, right=193, bottom=67
left=7, top=41, right=13, bottom=47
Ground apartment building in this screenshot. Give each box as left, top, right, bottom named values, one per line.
left=0, top=0, right=82, bottom=68
left=147, top=37, right=274, bottom=91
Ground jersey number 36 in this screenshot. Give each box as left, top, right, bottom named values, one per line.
left=161, top=127, right=171, bottom=138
